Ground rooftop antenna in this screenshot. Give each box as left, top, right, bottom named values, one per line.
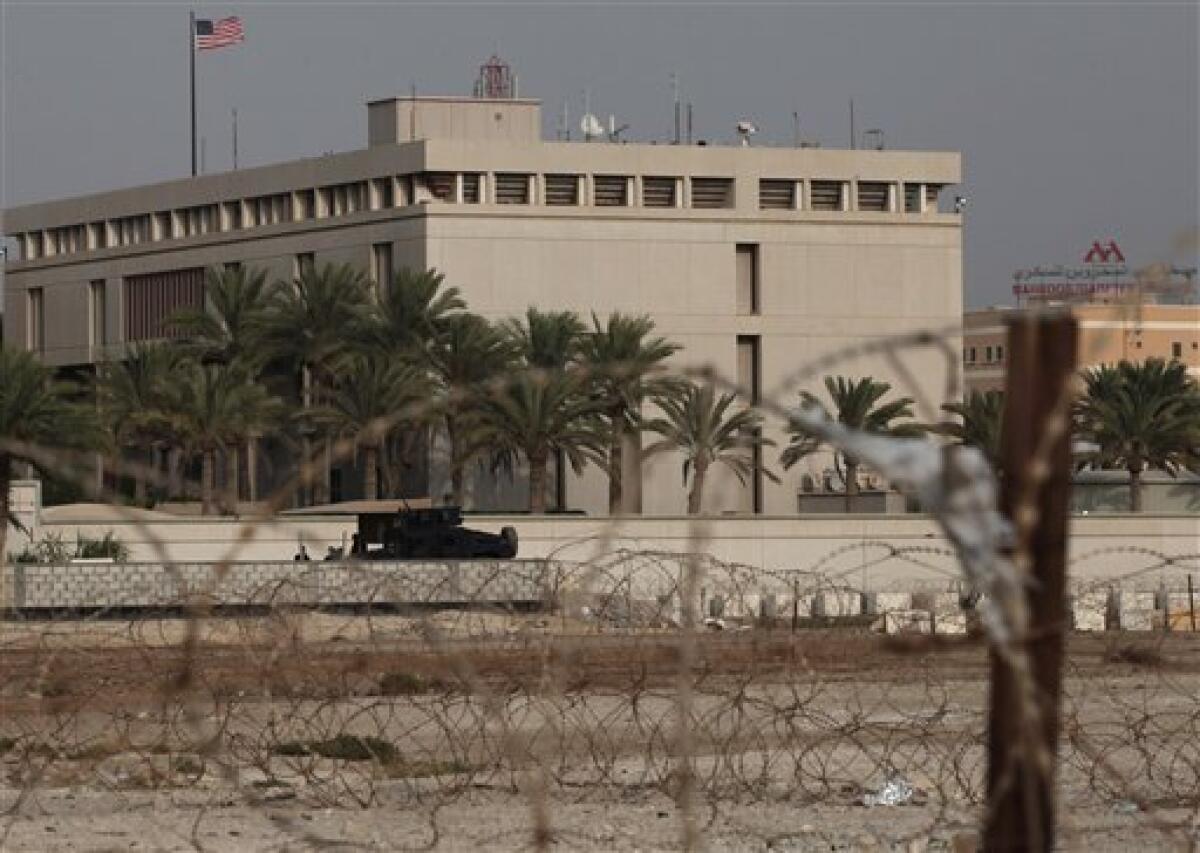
left=792, top=111, right=800, bottom=147
left=559, top=99, right=571, bottom=141
left=686, top=102, right=693, bottom=144
left=671, top=73, right=681, bottom=144
left=232, top=108, right=239, bottom=170
left=475, top=54, right=514, bottom=99
left=849, top=98, right=856, bottom=149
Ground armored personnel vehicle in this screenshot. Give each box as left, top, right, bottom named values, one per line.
left=352, top=505, right=518, bottom=560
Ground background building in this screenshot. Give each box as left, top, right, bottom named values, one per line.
left=2, top=72, right=963, bottom=516
left=964, top=304, right=1200, bottom=394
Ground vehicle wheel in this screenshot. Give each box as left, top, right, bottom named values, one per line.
left=500, top=526, right=518, bottom=558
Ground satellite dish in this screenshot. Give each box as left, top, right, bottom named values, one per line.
left=580, top=113, right=604, bottom=140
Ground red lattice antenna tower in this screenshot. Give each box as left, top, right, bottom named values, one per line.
left=474, top=54, right=515, bottom=99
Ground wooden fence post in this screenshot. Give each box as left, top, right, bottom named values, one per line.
left=984, top=312, right=1077, bottom=852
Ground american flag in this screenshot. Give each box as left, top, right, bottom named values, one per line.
left=194, top=16, right=244, bottom=51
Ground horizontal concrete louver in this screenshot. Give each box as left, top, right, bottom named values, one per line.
left=856, top=181, right=890, bottom=212
left=809, top=180, right=844, bottom=211
left=642, top=176, right=677, bottom=208
left=594, top=175, right=629, bottom=207
left=544, top=174, right=580, bottom=206
left=495, top=173, right=531, bottom=204
left=925, top=183, right=945, bottom=211
left=690, top=177, right=734, bottom=209
left=461, top=173, right=483, bottom=203
left=758, top=179, right=794, bottom=210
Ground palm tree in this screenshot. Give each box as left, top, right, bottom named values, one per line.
left=781, top=376, right=919, bottom=510
left=1, top=345, right=100, bottom=561
left=261, top=262, right=373, bottom=504
left=166, top=266, right=272, bottom=368
left=154, top=361, right=283, bottom=515
left=645, top=381, right=776, bottom=515
left=502, top=308, right=587, bottom=508
left=501, top=308, right=585, bottom=370
left=95, top=343, right=182, bottom=503
left=476, top=370, right=604, bottom=513
left=1075, top=358, right=1200, bottom=512
left=428, top=313, right=515, bottom=507
left=314, top=355, right=431, bottom=500
left=368, top=267, right=465, bottom=359
left=166, top=266, right=277, bottom=501
left=577, top=313, right=681, bottom=514
left=939, top=390, right=1005, bottom=473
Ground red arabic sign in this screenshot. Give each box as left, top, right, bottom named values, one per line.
left=1012, top=239, right=1197, bottom=302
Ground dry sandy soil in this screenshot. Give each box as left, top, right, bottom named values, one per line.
left=2, top=614, right=1198, bottom=851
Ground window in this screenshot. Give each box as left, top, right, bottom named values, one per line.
left=371, top=242, right=393, bottom=290
left=642, top=176, right=677, bottom=208
left=904, top=184, right=922, bottom=213
left=985, top=346, right=994, bottom=363
left=461, top=173, right=482, bottom=204
left=809, top=180, right=844, bottom=211
left=996, top=345, right=1004, bottom=363
left=418, top=173, right=455, bottom=202
left=736, top=334, right=763, bottom=514
left=124, top=269, right=204, bottom=342
left=758, top=179, right=795, bottom=210
left=494, top=173, right=531, bottom=205
left=966, top=347, right=976, bottom=364
left=594, top=175, right=629, bottom=207
left=544, top=174, right=579, bottom=206
left=89, top=280, right=106, bottom=349
left=295, top=190, right=315, bottom=221
left=294, top=252, right=315, bottom=280
left=27, top=288, right=44, bottom=353
left=736, top=244, right=760, bottom=315
left=89, top=222, right=107, bottom=250
left=1172, top=342, right=1183, bottom=359
left=856, top=182, right=890, bottom=212
left=690, top=177, right=734, bottom=209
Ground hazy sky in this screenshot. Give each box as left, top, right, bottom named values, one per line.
left=1, top=1, right=1197, bottom=308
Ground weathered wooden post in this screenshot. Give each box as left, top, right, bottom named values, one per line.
left=984, top=312, right=1077, bottom=852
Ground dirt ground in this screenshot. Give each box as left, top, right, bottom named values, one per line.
left=2, top=615, right=1198, bottom=851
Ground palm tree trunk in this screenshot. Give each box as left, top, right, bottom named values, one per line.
left=224, top=446, right=239, bottom=512
left=364, top=446, right=379, bottom=501
left=201, top=451, right=215, bottom=516
left=608, top=420, right=623, bottom=515
left=1, top=456, right=11, bottom=574
left=688, top=458, right=709, bottom=515
left=529, top=450, right=549, bottom=514
left=133, top=448, right=147, bottom=505
left=844, top=459, right=860, bottom=512
left=447, top=418, right=465, bottom=507
left=1129, top=462, right=1144, bottom=513
left=246, top=438, right=258, bottom=503
left=321, top=438, right=333, bottom=504
left=168, top=449, right=182, bottom=501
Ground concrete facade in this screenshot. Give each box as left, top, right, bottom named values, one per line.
left=3, top=95, right=962, bottom=516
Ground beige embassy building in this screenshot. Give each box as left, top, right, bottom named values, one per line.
left=2, top=89, right=963, bottom=516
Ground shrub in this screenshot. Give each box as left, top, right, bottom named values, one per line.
left=74, top=531, right=130, bottom=562
left=272, top=734, right=399, bottom=763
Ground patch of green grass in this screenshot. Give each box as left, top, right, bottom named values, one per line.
left=272, top=734, right=398, bottom=763
left=382, top=758, right=473, bottom=779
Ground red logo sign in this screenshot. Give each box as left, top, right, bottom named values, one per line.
left=1083, top=239, right=1124, bottom=264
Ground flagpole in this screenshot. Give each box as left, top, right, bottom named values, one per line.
left=189, top=10, right=197, bottom=177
